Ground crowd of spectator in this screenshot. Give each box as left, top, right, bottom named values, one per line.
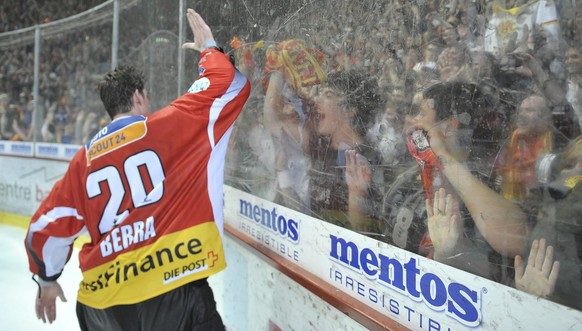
left=0, top=0, right=106, bottom=32
left=1, top=0, right=581, bottom=312
left=0, top=0, right=176, bottom=145
left=0, top=0, right=112, bottom=144
left=223, top=0, right=582, bottom=311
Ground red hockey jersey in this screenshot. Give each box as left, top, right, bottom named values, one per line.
left=25, top=49, right=250, bottom=308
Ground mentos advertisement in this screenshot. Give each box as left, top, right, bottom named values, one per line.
left=224, top=186, right=582, bottom=330
left=0, top=141, right=34, bottom=157
left=235, top=195, right=301, bottom=263
left=0, top=141, right=80, bottom=160
left=36, top=142, right=81, bottom=160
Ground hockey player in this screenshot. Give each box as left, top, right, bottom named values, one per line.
left=25, top=7, right=250, bottom=331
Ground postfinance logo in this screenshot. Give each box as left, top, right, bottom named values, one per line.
left=329, top=234, right=482, bottom=327
left=78, top=223, right=225, bottom=308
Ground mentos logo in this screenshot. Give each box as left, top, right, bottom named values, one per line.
left=38, top=145, right=58, bottom=156
left=11, top=143, right=32, bottom=154
left=329, top=235, right=482, bottom=327
left=239, top=199, right=299, bottom=243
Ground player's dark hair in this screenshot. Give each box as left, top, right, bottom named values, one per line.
left=98, top=65, right=146, bottom=119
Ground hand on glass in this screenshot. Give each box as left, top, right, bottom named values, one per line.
left=182, top=8, right=214, bottom=52
left=345, top=150, right=371, bottom=194
left=426, top=188, right=460, bottom=260
left=514, top=238, right=560, bottom=298
left=35, top=281, right=67, bottom=324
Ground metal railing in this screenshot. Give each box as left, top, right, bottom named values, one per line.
left=0, top=0, right=187, bottom=148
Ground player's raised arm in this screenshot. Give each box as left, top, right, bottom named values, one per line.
left=182, top=8, right=216, bottom=52
left=174, top=7, right=250, bottom=128
left=179, top=6, right=244, bottom=95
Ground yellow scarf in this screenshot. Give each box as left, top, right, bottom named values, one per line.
left=500, top=129, right=553, bottom=200
left=263, top=39, right=326, bottom=91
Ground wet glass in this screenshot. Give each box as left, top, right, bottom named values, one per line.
left=216, top=0, right=582, bottom=312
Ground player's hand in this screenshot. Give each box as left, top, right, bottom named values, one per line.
left=35, top=281, right=67, bottom=324
left=182, top=8, right=214, bottom=52
left=515, top=238, right=560, bottom=298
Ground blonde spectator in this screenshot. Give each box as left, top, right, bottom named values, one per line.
left=496, top=95, right=571, bottom=202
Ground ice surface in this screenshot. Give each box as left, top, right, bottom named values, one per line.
left=0, top=224, right=82, bottom=331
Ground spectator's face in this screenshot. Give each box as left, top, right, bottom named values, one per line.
left=438, top=48, right=464, bottom=81
left=516, top=96, right=549, bottom=135
left=442, top=27, right=458, bottom=45
left=314, top=87, right=349, bottom=136
left=405, top=36, right=415, bottom=49
left=424, top=45, right=438, bottom=61
left=470, top=53, right=493, bottom=78
left=384, top=102, right=399, bottom=123
left=403, top=113, right=416, bottom=133
left=565, top=48, right=582, bottom=76
left=413, top=98, right=438, bottom=131
left=385, top=102, right=409, bottom=133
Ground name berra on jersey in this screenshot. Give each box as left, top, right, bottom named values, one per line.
left=101, top=216, right=156, bottom=257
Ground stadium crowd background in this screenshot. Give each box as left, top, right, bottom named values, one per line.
left=0, top=0, right=179, bottom=144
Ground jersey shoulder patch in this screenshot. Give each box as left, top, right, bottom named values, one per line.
left=188, top=77, right=210, bottom=93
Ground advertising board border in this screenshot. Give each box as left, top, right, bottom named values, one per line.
left=223, top=185, right=582, bottom=331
